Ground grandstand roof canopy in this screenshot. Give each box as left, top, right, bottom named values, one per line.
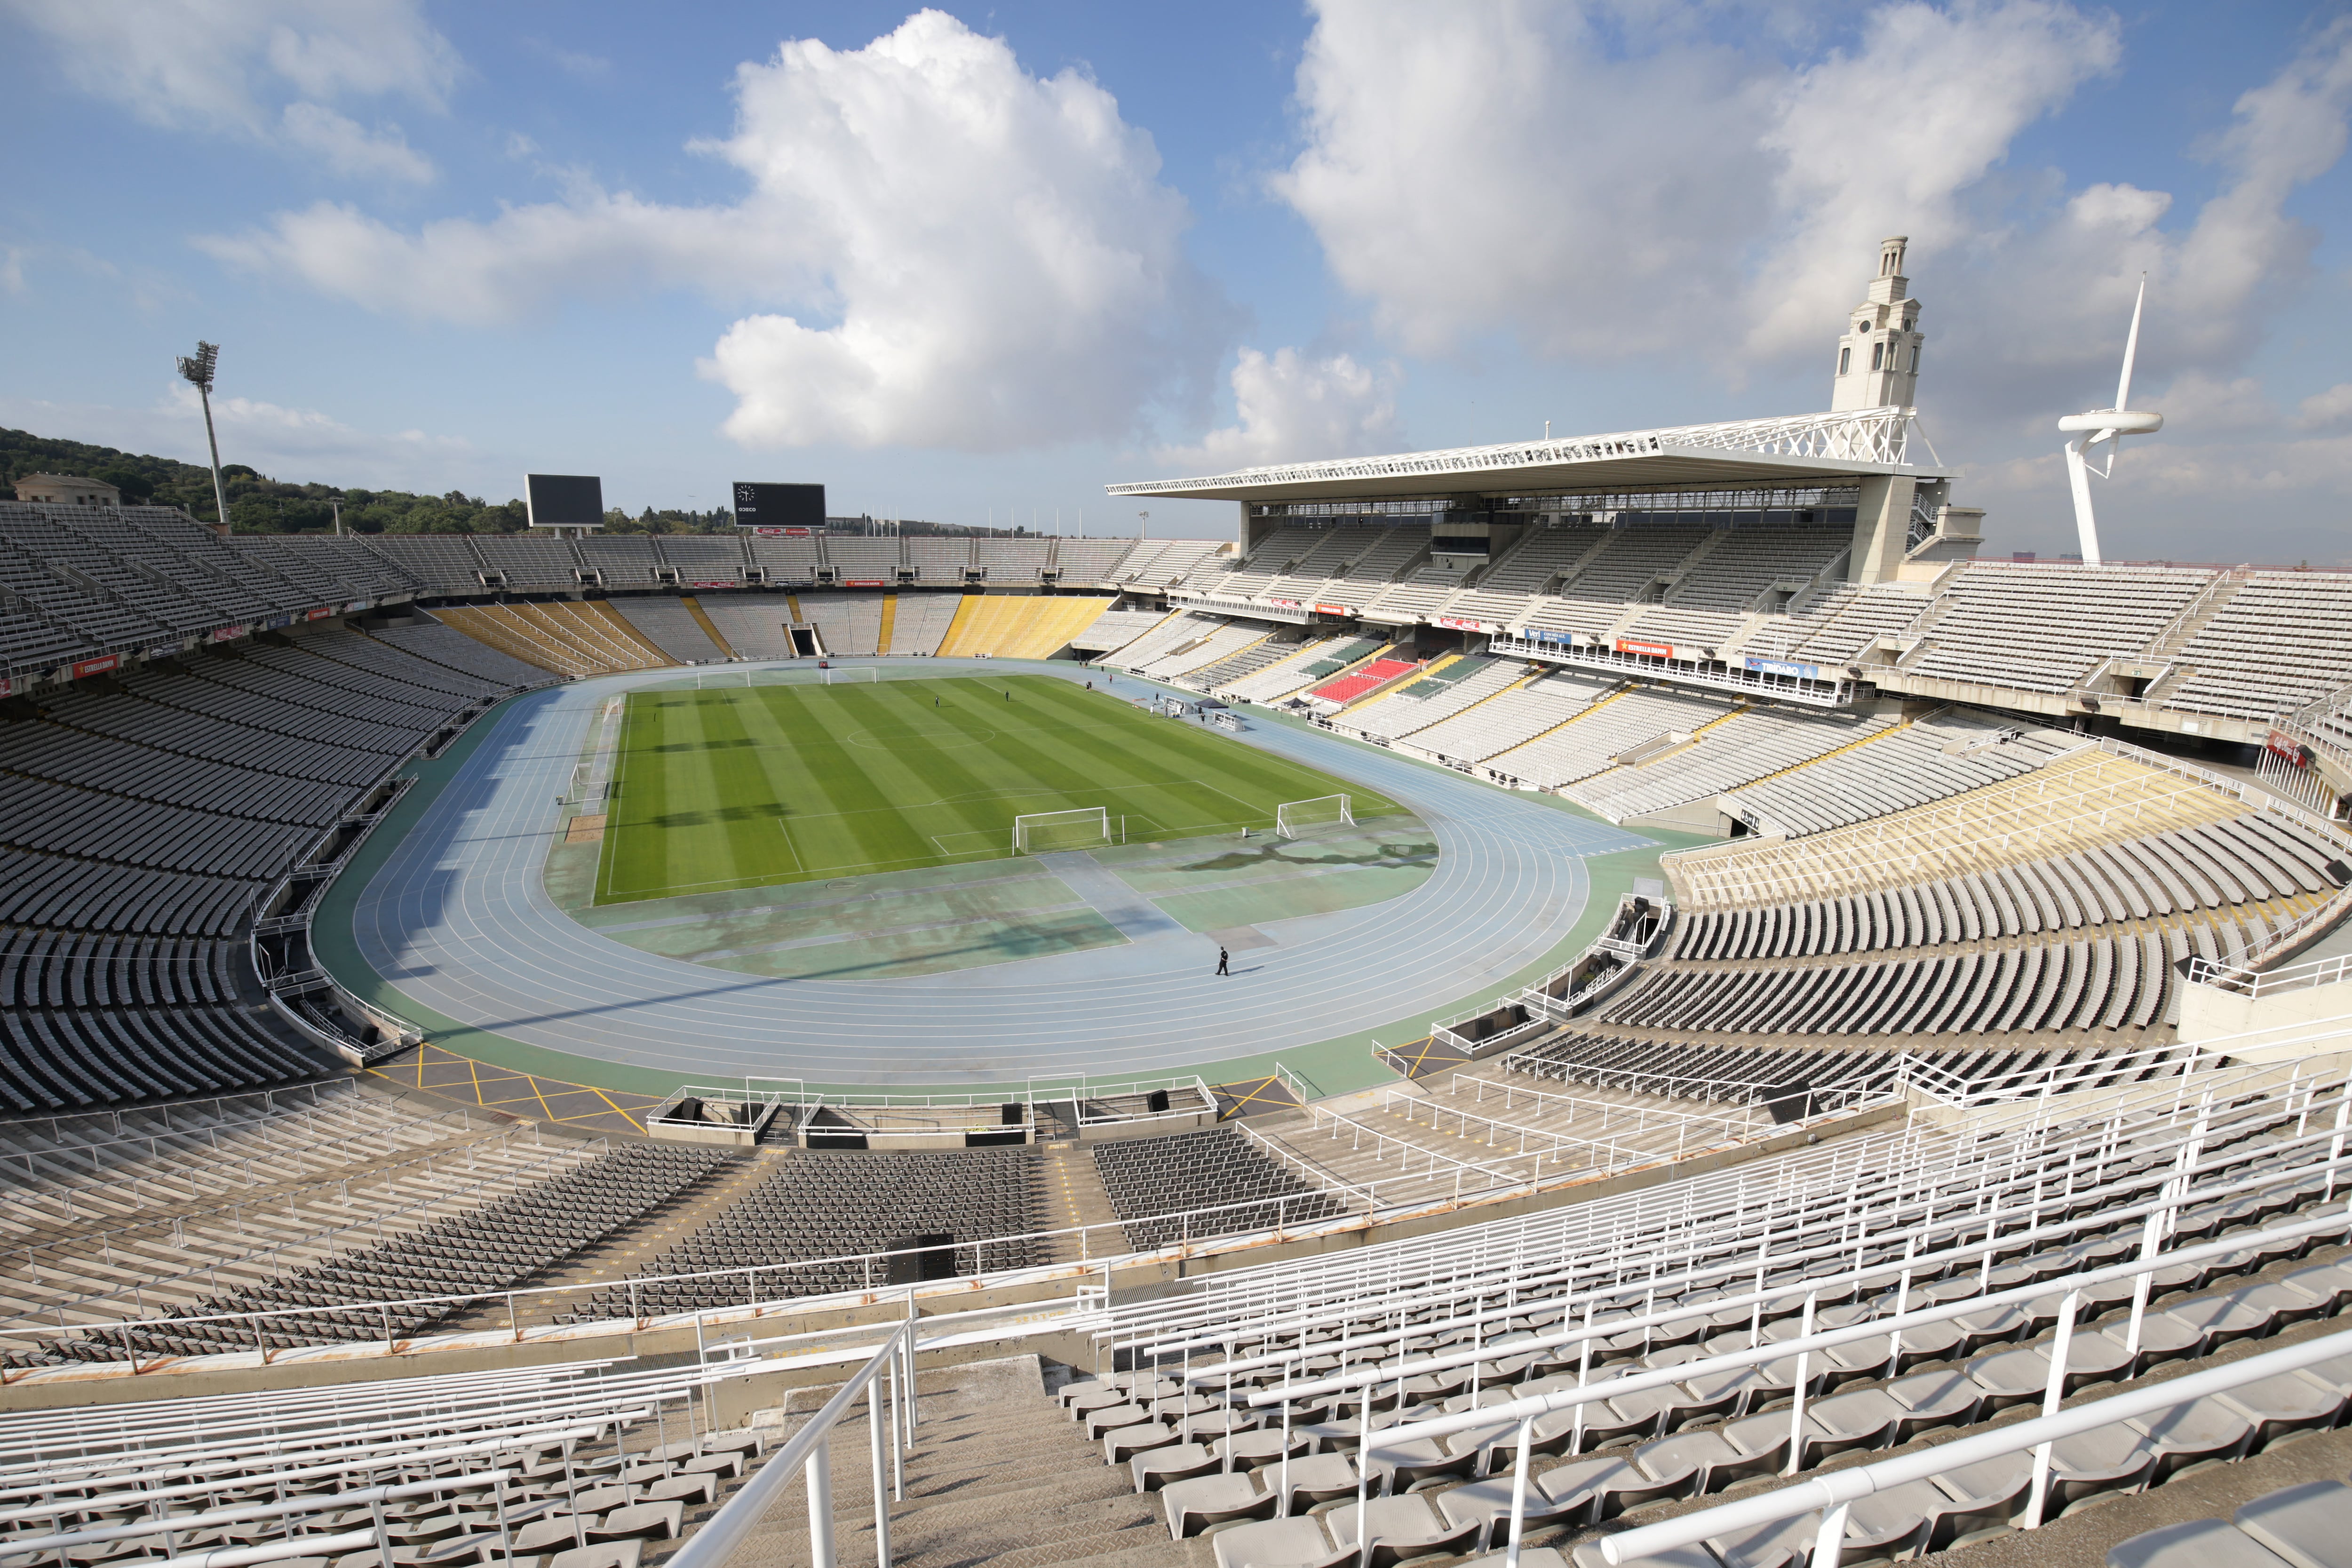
left=1107, top=408, right=1940, bottom=504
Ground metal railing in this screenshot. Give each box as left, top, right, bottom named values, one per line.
left=1107, top=408, right=1918, bottom=496
left=1369, top=1090, right=1748, bottom=1177
left=1485, top=633, right=1857, bottom=709
left=1602, top=1323, right=2352, bottom=1566
left=0, top=1080, right=343, bottom=1147
left=667, top=1320, right=915, bottom=1568
left=1494, top=1048, right=1880, bottom=1113
left=4, top=1093, right=507, bottom=1227
left=1092, top=1043, right=2335, bottom=1368
left=1893, top=1036, right=2197, bottom=1110
left=2189, top=947, right=2352, bottom=999
left=1445, top=1072, right=1770, bottom=1143
left=1118, top=1066, right=2352, bottom=1568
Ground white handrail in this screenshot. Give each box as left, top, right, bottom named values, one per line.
left=1134, top=1067, right=2338, bottom=1371
left=665, top=1319, right=913, bottom=1568
left=1601, top=1324, right=2352, bottom=1565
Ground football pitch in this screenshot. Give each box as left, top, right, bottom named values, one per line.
left=592, top=675, right=1403, bottom=904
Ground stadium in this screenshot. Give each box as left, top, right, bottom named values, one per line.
left=8, top=237, right=2352, bottom=1568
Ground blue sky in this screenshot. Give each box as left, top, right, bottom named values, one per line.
left=3, top=1, right=2349, bottom=559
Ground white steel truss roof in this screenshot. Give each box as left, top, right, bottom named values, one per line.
left=1108, top=407, right=1931, bottom=503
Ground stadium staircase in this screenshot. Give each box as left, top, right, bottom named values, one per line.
left=936, top=594, right=984, bottom=655
left=680, top=595, right=738, bottom=659
left=701, top=1357, right=1187, bottom=1568
left=877, top=591, right=898, bottom=653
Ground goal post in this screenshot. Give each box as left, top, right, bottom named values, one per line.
left=1013, top=806, right=1113, bottom=853
left=823, top=666, right=879, bottom=684
left=1276, top=794, right=1353, bottom=839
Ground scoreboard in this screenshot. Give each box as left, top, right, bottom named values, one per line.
left=524, top=474, right=604, bottom=528
left=732, top=482, right=826, bottom=532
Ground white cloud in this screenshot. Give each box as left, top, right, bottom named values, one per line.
left=3, top=0, right=454, bottom=177
left=1742, top=0, right=2121, bottom=359
left=1278, top=0, right=2113, bottom=365
left=1155, top=348, right=1402, bottom=471
left=2295, top=384, right=2352, bottom=433
left=2149, top=372, right=2274, bottom=434
left=1279, top=2, right=2352, bottom=559
left=0, top=385, right=485, bottom=493
left=1277, top=4, right=1778, bottom=359
left=0, top=247, right=23, bottom=295
left=204, top=10, right=1226, bottom=452
left=280, top=103, right=434, bottom=184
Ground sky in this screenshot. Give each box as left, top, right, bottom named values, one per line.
left=2, top=1, right=2349, bottom=560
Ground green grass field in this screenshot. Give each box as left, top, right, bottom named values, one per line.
left=592, top=675, right=1401, bottom=904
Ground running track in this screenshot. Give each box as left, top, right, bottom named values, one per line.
left=344, top=659, right=1653, bottom=1085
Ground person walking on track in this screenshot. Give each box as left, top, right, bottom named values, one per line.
left=1216, top=947, right=1230, bottom=977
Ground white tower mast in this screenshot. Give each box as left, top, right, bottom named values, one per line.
left=1830, top=238, right=1923, bottom=413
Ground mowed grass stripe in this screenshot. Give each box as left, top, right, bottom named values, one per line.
left=594, top=675, right=1403, bottom=904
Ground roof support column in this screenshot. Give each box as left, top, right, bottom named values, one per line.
left=1848, top=474, right=1915, bottom=585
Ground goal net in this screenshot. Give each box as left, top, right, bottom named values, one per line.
left=823, top=666, right=879, bottom=684
left=1013, top=807, right=1112, bottom=853
left=1276, top=795, right=1353, bottom=839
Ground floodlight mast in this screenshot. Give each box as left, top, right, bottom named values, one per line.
left=175, top=341, right=231, bottom=533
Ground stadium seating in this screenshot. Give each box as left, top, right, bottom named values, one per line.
left=1661, top=523, right=1851, bottom=611
left=1308, top=656, right=1418, bottom=707
left=1141, top=620, right=1271, bottom=681
left=0, top=616, right=550, bottom=1111
left=1101, top=609, right=1230, bottom=672
left=72, top=1138, right=733, bottom=1361
left=936, top=594, right=1114, bottom=659
left=1216, top=633, right=1359, bottom=702
left=434, top=603, right=670, bottom=676
left=747, top=532, right=821, bottom=585
left=0, top=1082, right=691, bottom=1361
left=1907, top=563, right=2211, bottom=692
left=798, top=591, right=886, bottom=656
left=1069, top=1052, right=2346, bottom=1560
left=1760, top=581, right=1936, bottom=664
left=1070, top=606, right=1176, bottom=657
left=1116, top=537, right=1226, bottom=589
left=1483, top=688, right=1736, bottom=788
left=1720, top=709, right=2077, bottom=836
left=886, top=589, right=966, bottom=653
left=2166, top=571, right=2352, bottom=719
left=475, top=534, right=581, bottom=592
left=1182, top=632, right=1302, bottom=691
left=694, top=591, right=801, bottom=659
left=1403, top=670, right=1620, bottom=770
left=1678, top=748, right=2265, bottom=908
left=610, top=597, right=727, bottom=663
left=1562, top=707, right=1894, bottom=823
left=1092, top=1126, right=1349, bottom=1249
left=595, top=1146, right=1049, bottom=1313
left=656, top=534, right=745, bottom=585
left=1339, top=656, right=1524, bottom=742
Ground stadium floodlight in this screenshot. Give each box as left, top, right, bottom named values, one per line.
left=2057, top=274, right=2162, bottom=567
left=1276, top=794, right=1353, bottom=839
left=1013, top=806, right=1113, bottom=853
left=175, top=340, right=231, bottom=532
